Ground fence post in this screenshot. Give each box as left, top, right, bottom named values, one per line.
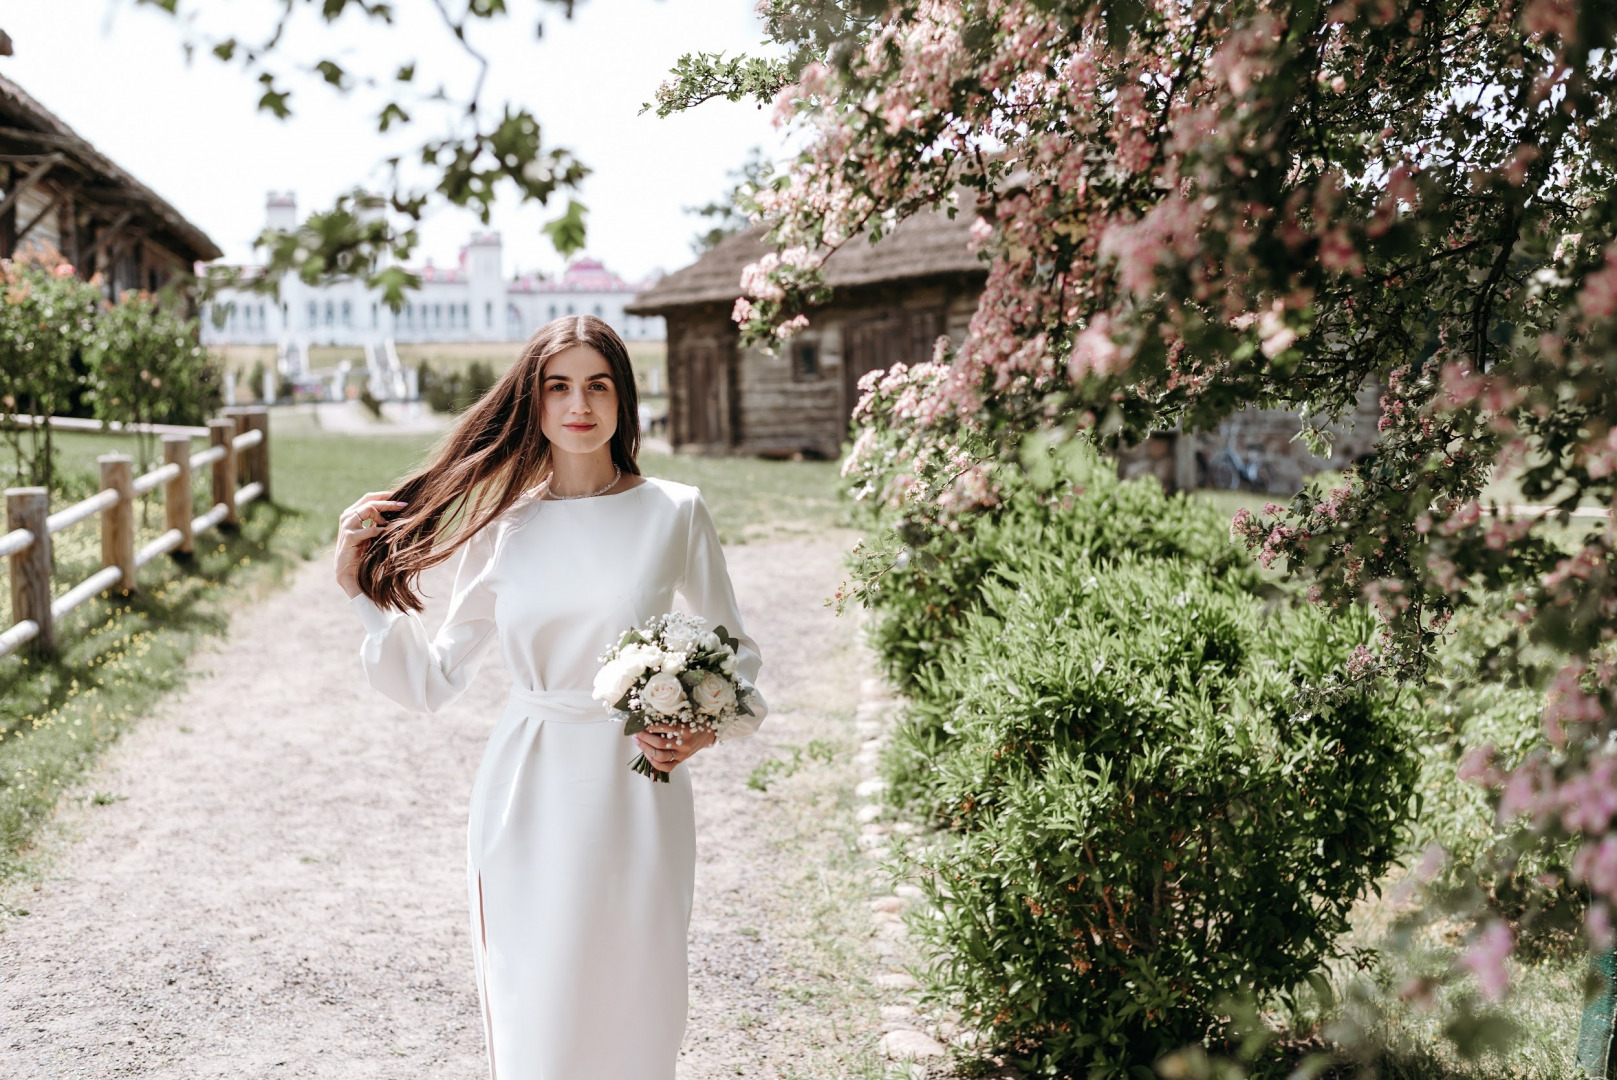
left=99, top=454, right=136, bottom=595
left=163, top=434, right=193, bottom=558
left=208, top=418, right=239, bottom=531
left=244, top=406, right=270, bottom=502
left=6, top=487, right=53, bottom=656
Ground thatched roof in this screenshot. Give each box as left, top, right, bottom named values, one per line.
left=627, top=204, right=985, bottom=315
left=0, top=74, right=223, bottom=264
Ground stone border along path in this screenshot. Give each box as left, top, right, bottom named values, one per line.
left=852, top=675, right=953, bottom=1075
left=0, top=530, right=927, bottom=1079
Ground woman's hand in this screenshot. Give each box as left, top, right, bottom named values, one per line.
left=635, top=724, right=715, bottom=774
left=334, top=491, right=407, bottom=599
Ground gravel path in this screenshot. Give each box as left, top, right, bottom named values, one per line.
left=0, top=532, right=873, bottom=1079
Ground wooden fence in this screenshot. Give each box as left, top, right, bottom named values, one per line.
left=0, top=406, right=271, bottom=660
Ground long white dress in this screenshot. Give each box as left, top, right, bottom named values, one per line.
left=347, top=477, right=765, bottom=1080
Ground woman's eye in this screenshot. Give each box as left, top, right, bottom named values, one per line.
left=589, top=382, right=610, bottom=392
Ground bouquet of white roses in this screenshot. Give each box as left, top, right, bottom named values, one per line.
left=591, top=612, right=757, bottom=782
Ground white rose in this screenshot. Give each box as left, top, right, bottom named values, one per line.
left=592, top=658, right=640, bottom=704
left=642, top=671, right=687, bottom=716
left=661, top=621, right=702, bottom=654
left=660, top=651, right=687, bottom=674
left=689, top=672, right=736, bottom=715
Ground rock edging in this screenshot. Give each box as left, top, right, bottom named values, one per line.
left=853, top=677, right=949, bottom=1077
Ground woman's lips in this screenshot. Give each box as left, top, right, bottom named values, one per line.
left=563, top=422, right=596, bottom=431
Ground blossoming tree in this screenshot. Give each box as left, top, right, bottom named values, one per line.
left=657, top=0, right=1617, bottom=999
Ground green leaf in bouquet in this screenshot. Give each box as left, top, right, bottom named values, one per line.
left=613, top=689, right=634, bottom=712
left=679, top=670, right=706, bottom=689
left=622, top=712, right=649, bottom=736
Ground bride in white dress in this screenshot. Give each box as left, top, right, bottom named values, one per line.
left=331, top=315, right=766, bottom=1080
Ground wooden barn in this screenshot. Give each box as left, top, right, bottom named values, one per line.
left=626, top=208, right=985, bottom=458
left=0, top=73, right=221, bottom=301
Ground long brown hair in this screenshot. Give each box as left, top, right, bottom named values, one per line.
left=358, top=314, right=641, bottom=613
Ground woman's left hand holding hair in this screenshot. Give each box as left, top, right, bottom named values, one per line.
left=335, top=490, right=408, bottom=600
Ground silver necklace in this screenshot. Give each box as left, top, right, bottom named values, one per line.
left=543, top=465, right=621, bottom=501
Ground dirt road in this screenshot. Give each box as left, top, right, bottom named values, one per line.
left=0, top=533, right=877, bottom=1079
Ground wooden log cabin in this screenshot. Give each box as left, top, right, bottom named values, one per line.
left=626, top=208, right=985, bottom=458
left=631, top=203, right=1380, bottom=492
left=0, top=73, right=221, bottom=303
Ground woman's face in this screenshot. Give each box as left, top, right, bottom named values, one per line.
left=539, top=344, right=619, bottom=457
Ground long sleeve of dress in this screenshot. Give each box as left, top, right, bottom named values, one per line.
left=679, top=492, right=768, bottom=741
left=349, top=523, right=501, bottom=714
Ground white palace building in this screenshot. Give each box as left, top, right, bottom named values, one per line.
left=200, top=194, right=665, bottom=357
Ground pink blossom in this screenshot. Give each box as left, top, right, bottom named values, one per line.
left=1457, top=745, right=1497, bottom=784
left=968, top=216, right=994, bottom=250
left=1457, top=921, right=1513, bottom=1002
left=774, top=314, right=810, bottom=339
left=1068, top=315, right=1123, bottom=379
left=1589, top=904, right=1615, bottom=950
left=1521, top=0, right=1576, bottom=40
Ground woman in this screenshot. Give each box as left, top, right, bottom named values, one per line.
left=332, top=315, right=765, bottom=1079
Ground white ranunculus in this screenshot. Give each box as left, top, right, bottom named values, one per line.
left=720, top=654, right=737, bottom=675
left=642, top=671, right=687, bottom=716
left=660, top=651, right=687, bottom=675
left=689, top=671, right=736, bottom=715
left=592, top=658, right=641, bottom=704
left=700, top=632, right=722, bottom=653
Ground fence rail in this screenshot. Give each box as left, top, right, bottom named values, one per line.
left=1, top=406, right=271, bottom=661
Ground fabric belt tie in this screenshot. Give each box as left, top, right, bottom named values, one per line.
left=504, top=685, right=614, bottom=724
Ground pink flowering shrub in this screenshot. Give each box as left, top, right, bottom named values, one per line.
left=655, top=0, right=1617, bottom=1022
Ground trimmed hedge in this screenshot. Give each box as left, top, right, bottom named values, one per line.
left=856, top=444, right=1420, bottom=1075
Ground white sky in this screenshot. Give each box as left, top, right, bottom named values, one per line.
left=0, top=0, right=787, bottom=282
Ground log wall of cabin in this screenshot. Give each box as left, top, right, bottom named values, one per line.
left=733, top=276, right=983, bottom=459
left=664, top=306, right=739, bottom=453
left=658, top=273, right=983, bottom=459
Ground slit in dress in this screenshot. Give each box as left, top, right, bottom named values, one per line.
left=477, top=871, right=498, bottom=1080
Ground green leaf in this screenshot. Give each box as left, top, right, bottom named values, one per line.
left=542, top=199, right=588, bottom=258
left=314, top=59, right=348, bottom=89
left=377, top=102, right=410, bottom=132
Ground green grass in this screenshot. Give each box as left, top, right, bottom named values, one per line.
left=639, top=450, right=846, bottom=543
left=1349, top=929, right=1583, bottom=1080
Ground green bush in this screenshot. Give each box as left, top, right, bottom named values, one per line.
left=0, top=260, right=102, bottom=487
left=852, top=444, right=1262, bottom=699
left=862, top=446, right=1267, bottom=811
left=83, top=292, right=219, bottom=473
left=419, top=358, right=497, bottom=414
left=1402, top=596, right=1581, bottom=955
left=902, top=546, right=1419, bottom=1076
